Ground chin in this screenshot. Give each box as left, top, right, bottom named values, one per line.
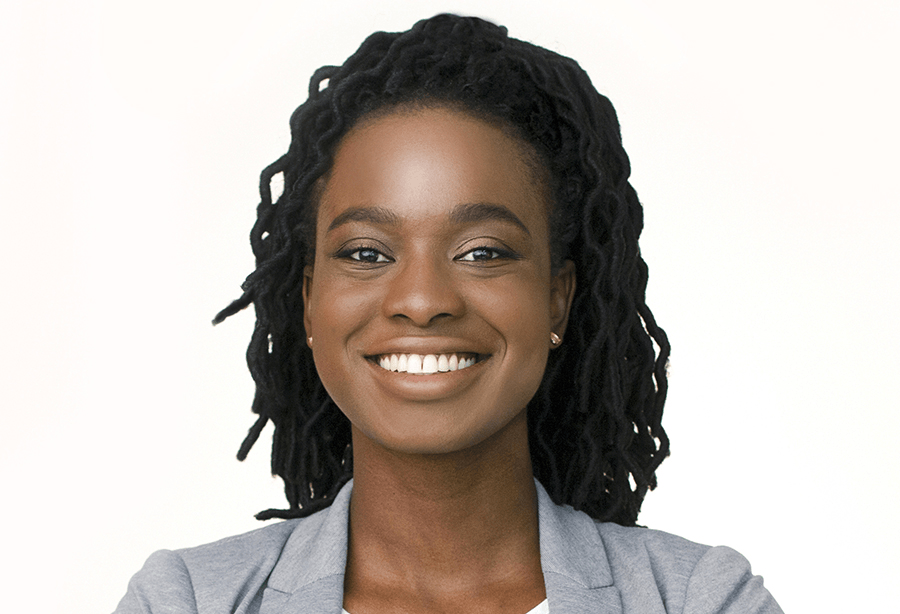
left=352, top=407, right=529, bottom=459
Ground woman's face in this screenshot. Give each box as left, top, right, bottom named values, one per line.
left=303, top=106, right=575, bottom=456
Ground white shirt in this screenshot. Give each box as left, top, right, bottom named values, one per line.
left=342, top=598, right=549, bottom=614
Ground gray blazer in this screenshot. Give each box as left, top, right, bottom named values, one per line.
left=114, top=480, right=782, bottom=613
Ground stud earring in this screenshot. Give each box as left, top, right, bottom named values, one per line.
left=307, top=336, right=313, bottom=346
left=550, top=332, right=561, bottom=346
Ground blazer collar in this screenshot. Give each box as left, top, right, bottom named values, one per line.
left=262, top=483, right=352, bottom=614
left=535, top=482, right=623, bottom=612
left=264, top=479, right=622, bottom=613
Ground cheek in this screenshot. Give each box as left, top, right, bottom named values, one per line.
left=307, top=277, right=376, bottom=395
left=311, top=281, right=371, bottom=330
left=479, top=276, right=552, bottom=385
left=482, top=274, right=552, bottom=337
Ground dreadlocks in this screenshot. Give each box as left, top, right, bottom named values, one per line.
left=213, top=13, right=670, bottom=527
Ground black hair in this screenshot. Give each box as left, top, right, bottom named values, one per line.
left=214, top=13, right=670, bottom=526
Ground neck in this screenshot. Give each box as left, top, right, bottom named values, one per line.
left=344, top=410, right=545, bottom=611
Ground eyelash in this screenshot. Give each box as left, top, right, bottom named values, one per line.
left=456, top=246, right=516, bottom=261
left=336, top=245, right=518, bottom=264
left=339, top=246, right=391, bottom=263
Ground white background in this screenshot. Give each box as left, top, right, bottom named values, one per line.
left=2, top=1, right=898, bottom=612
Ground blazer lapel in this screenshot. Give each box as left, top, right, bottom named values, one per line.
left=260, top=479, right=624, bottom=614
left=537, top=481, right=624, bottom=613
left=260, top=483, right=353, bottom=614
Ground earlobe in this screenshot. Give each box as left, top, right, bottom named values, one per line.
left=549, top=260, right=576, bottom=339
left=303, top=264, right=314, bottom=344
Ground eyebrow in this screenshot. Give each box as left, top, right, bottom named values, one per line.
left=449, top=202, right=531, bottom=236
left=325, top=201, right=530, bottom=235
left=327, top=206, right=401, bottom=232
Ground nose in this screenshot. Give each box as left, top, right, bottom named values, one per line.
left=382, top=253, right=465, bottom=326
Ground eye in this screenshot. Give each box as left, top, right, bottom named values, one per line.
left=348, top=247, right=390, bottom=263
left=457, top=246, right=514, bottom=262
left=336, top=245, right=392, bottom=263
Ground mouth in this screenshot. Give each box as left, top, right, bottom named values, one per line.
left=367, top=352, right=486, bottom=375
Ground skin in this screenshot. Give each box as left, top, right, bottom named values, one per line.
left=303, top=105, right=576, bottom=614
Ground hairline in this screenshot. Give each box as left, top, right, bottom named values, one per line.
left=306, top=97, right=560, bottom=268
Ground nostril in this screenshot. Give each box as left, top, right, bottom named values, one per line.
left=383, top=264, right=465, bottom=325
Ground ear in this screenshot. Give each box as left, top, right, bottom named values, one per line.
left=549, top=259, right=576, bottom=342
left=303, top=264, right=314, bottom=346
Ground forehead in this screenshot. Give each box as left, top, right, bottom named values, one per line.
left=317, top=106, right=549, bottom=230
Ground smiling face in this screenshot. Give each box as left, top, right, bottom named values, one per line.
left=303, top=105, right=575, bottom=457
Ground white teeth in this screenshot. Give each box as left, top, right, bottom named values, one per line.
left=422, top=354, right=438, bottom=374
left=374, top=353, right=480, bottom=374
left=408, top=354, right=423, bottom=374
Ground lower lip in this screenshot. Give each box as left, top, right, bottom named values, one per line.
left=365, top=356, right=489, bottom=401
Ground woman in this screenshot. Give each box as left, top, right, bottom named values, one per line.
left=116, top=14, right=782, bottom=614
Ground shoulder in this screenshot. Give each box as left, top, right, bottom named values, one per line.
left=535, top=479, right=782, bottom=612
left=596, top=522, right=783, bottom=614
left=113, top=518, right=305, bottom=614
left=113, top=480, right=355, bottom=613
left=177, top=516, right=306, bottom=573
left=596, top=521, right=709, bottom=576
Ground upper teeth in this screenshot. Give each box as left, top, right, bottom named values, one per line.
left=377, top=353, right=478, bottom=374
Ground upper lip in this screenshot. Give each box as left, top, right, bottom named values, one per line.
left=363, top=338, right=492, bottom=358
